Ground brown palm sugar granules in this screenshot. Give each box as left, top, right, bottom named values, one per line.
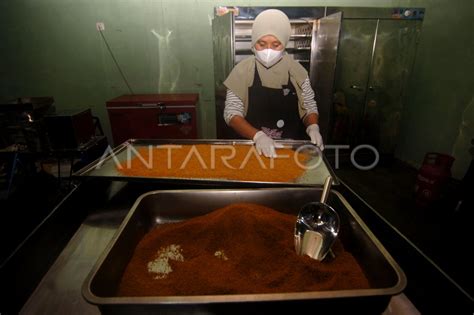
left=117, top=203, right=370, bottom=296
left=116, top=144, right=311, bottom=182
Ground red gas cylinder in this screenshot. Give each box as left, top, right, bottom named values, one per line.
left=415, top=152, right=455, bottom=206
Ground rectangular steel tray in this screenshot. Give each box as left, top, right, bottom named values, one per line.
left=82, top=188, right=406, bottom=314
left=72, top=139, right=338, bottom=186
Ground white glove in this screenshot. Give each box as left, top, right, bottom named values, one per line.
left=306, top=124, right=324, bottom=151
left=253, top=131, right=282, bottom=158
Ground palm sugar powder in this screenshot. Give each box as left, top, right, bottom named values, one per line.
left=117, top=203, right=370, bottom=296
left=116, top=144, right=312, bottom=182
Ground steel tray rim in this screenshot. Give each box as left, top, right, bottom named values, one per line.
left=72, top=139, right=339, bottom=186
left=82, top=188, right=406, bottom=306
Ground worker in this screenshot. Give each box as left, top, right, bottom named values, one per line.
left=223, top=9, right=323, bottom=158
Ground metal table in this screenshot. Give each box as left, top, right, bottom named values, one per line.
left=20, top=203, right=128, bottom=314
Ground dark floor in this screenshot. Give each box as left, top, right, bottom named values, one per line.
left=334, top=158, right=473, bottom=299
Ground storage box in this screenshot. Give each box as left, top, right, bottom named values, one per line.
left=106, top=94, right=199, bottom=146
left=44, top=108, right=95, bottom=150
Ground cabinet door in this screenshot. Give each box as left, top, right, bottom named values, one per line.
left=332, top=19, right=378, bottom=146
left=331, top=19, right=420, bottom=155
left=309, top=12, right=343, bottom=142
left=366, top=20, right=421, bottom=154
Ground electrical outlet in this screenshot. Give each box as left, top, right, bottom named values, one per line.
left=96, top=22, right=105, bottom=31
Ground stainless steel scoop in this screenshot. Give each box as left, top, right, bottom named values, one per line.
left=294, top=176, right=340, bottom=261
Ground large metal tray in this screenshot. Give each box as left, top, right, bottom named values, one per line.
left=73, top=139, right=337, bottom=186
left=82, top=188, right=406, bottom=314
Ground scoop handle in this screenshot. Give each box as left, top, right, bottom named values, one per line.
left=320, top=176, right=333, bottom=203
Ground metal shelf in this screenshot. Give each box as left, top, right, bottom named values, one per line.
left=235, top=19, right=315, bottom=24
left=235, top=34, right=312, bottom=42
left=235, top=47, right=311, bottom=54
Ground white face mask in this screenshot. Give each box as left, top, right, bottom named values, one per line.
left=254, top=48, right=284, bottom=68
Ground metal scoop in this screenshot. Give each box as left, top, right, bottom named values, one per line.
left=294, top=176, right=340, bottom=261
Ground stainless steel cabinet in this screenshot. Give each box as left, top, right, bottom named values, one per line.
left=213, top=6, right=424, bottom=157
left=332, top=17, right=422, bottom=156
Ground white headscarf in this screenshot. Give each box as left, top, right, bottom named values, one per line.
left=251, top=9, right=292, bottom=49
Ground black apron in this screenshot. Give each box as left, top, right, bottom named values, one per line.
left=245, top=63, right=306, bottom=139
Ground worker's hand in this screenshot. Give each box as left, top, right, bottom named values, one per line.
left=306, top=124, right=324, bottom=151
left=253, top=131, right=282, bottom=158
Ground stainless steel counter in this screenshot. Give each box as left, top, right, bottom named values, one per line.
left=20, top=208, right=128, bottom=315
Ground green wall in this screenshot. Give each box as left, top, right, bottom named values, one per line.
left=395, top=0, right=474, bottom=179
left=1, top=0, right=472, bottom=178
